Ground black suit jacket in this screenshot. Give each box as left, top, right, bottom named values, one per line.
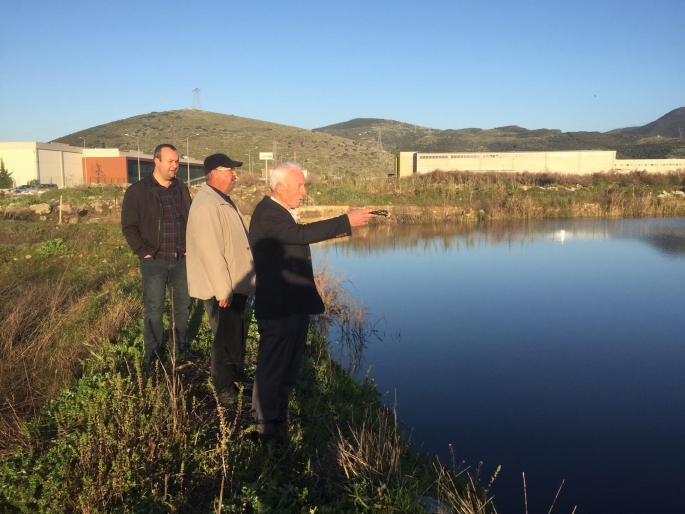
left=249, top=196, right=352, bottom=319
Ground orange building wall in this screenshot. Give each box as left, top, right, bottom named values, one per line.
left=82, top=156, right=127, bottom=184
left=81, top=156, right=148, bottom=184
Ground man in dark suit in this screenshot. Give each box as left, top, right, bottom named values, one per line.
left=249, top=161, right=373, bottom=441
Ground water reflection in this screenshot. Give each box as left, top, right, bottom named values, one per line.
left=323, top=218, right=685, bottom=257
left=317, top=218, right=685, bottom=514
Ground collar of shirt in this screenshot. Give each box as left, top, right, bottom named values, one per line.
left=152, top=175, right=177, bottom=189
left=270, top=196, right=298, bottom=222
left=209, top=185, right=250, bottom=240
left=209, top=184, right=234, bottom=206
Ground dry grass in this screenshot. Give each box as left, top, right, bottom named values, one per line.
left=433, top=461, right=498, bottom=514
left=331, top=403, right=501, bottom=513
left=333, top=407, right=405, bottom=484
left=0, top=273, right=142, bottom=454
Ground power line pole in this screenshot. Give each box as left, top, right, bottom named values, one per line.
left=192, top=87, right=202, bottom=110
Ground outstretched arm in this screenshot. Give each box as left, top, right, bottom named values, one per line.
left=258, top=208, right=352, bottom=244
left=346, top=209, right=374, bottom=227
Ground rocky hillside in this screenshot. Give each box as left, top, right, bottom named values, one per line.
left=52, top=110, right=394, bottom=178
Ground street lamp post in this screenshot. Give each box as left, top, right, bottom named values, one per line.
left=186, top=133, right=200, bottom=185
left=249, top=146, right=258, bottom=174
left=79, top=136, right=87, bottom=184
left=124, top=133, right=140, bottom=182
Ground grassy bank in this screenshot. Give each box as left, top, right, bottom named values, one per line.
left=2, top=171, right=685, bottom=225
left=0, top=222, right=495, bottom=513
left=0, top=222, right=141, bottom=450
left=305, top=170, right=685, bottom=221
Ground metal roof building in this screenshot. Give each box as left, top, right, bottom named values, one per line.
left=0, top=142, right=205, bottom=188
left=395, top=150, right=685, bottom=177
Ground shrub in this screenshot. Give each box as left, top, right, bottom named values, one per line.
left=0, top=160, right=13, bottom=189
left=36, top=238, right=69, bottom=257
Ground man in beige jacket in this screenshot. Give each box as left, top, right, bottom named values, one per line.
left=186, top=153, right=255, bottom=406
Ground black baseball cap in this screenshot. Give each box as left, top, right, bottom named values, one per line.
left=203, top=153, right=243, bottom=173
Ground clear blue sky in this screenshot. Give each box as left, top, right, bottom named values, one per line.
left=1, top=0, right=683, bottom=142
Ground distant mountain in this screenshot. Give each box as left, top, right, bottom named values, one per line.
left=52, top=110, right=393, bottom=177
left=52, top=108, right=685, bottom=176
left=613, top=107, right=685, bottom=138
left=314, top=109, right=685, bottom=159
left=605, top=126, right=640, bottom=134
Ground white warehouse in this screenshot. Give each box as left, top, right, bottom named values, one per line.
left=0, top=142, right=85, bottom=187
left=395, top=150, right=685, bottom=177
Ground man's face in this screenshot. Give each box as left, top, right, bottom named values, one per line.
left=154, top=147, right=180, bottom=182
left=277, top=169, right=307, bottom=208
left=214, top=166, right=238, bottom=194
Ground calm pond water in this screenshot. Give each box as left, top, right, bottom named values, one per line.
left=314, top=218, right=685, bottom=514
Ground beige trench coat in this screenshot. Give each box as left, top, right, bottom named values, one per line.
left=186, top=183, right=255, bottom=301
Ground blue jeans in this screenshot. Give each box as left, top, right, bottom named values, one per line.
left=139, top=256, right=191, bottom=363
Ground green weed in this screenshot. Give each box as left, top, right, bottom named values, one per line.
left=36, top=238, right=69, bottom=257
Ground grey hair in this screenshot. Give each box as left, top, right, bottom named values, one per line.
left=269, top=161, right=303, bottom=191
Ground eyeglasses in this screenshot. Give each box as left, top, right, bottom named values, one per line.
left=216, top=167, right=236, bottom=172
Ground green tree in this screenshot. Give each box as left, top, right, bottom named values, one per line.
left=0, top=159, right=13, bottom=188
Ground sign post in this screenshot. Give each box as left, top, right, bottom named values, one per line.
left=259, top=152, right=274, bottom=180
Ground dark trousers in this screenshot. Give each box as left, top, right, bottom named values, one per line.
left=252, top=314, right=310, bottom=435
left=139, top=256, right=191, bottom=363
left=204, top=294, right=248, bottom=395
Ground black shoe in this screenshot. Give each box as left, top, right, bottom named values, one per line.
left=217, top=389, right=238, bottom=407
left=234, top=381, right=253, bottom=398
left=274, top=413, right=306, bottom=430
left=234, top=380, right=253, bottom=391
left=178, top=349, right=201, bottom=362
left=245, top=431, right=286, bottom=447
left=288, top=413, right=307, bottom=424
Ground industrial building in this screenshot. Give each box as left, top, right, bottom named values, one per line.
left=395, top=150, right=685, bottom=177
left=0, top=142, right=205, bottom=188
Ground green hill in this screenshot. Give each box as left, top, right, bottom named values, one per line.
left=314, top=110, right=685, bottom=159
left=51, top=108, right=685, bottom=176
left=52, top=110, right=395, bottom=178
